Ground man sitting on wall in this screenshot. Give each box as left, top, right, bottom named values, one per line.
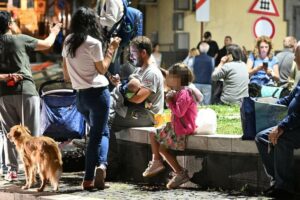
left=255, top=42, right=300, bottom=199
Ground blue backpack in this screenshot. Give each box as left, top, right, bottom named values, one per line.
left=107, top=0, right=143, bottom=47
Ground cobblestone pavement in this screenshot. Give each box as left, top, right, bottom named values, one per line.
left=0, top=172, right=271, bottom=200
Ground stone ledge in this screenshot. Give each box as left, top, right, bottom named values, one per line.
left=115, top=127, right=300, bottom=155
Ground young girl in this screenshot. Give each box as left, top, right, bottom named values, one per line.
left=142, top=63, right=198, bottom=189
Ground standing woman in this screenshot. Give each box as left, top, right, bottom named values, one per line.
left=62, top=7, right=121, bottom=190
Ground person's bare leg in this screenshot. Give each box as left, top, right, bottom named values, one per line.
left=159, top=145, right=182, bottom=173
left=142, top=132, right=165, bottom=177
left=149, top=132, right=161, bottom=161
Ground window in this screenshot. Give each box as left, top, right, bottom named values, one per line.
left=174, top=32, right=189, bottom=51
left=139, top=0, right=157, bottom=5
left=173, top=13, right=184, bottom=30
left=174, top=0, right=190, bottom=10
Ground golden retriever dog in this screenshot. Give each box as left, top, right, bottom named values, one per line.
left=7, top=125, right=63, bottom=192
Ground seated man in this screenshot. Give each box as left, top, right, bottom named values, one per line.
left=106, top=37, right=164, bottom=180
left=109, top=36, right=164, bottom=131
left=255, top=43, right=300, bottom=199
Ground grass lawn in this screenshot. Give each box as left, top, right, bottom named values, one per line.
left=205, top=104, right=242, bottom=135
left=164, top=104, right=242, bottom=135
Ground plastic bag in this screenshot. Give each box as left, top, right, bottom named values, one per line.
left=194, top=108, right=217, bottom=135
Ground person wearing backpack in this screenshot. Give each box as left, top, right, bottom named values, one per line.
left=100, top=0, right=143, bottom=77
left=100, top=0, right=124, bottom=34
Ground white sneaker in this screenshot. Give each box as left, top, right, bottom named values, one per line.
left=166, top=169, right=190, bottom=189
left=4, top=170, right=18, bottom=182
left=142, top=160, right=165, bottom=177
left=94, top=166, right=105, bottom=190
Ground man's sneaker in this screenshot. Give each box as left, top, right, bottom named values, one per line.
left=4, top=171, right=18, bottom=182
left=166, top=169, right=190, bottom=189
left=142, top=160, right=165, bottom=177
left=94, top=166, right=105, bottom=190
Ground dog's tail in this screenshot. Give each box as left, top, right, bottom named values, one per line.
left=49, top=166, right=62, bottom=192
left=48, top=140, right=63, bottom=191
left=54, top=145, right=63, bottom=167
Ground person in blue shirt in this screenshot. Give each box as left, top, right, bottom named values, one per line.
left=247, top=36, right=279, bottom=86
left=255, top=43, right=300, bottom=199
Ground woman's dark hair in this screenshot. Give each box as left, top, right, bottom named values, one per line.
left=0, top=11, right=11, bottom=34
left=152, top=42, right=159, bottom=50
left=168, top=63, right=193, bottom=86
left=65, top=7, right=102, bottom=58
left=226, top=44, right=243, bottom=61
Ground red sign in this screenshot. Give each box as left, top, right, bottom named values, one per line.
left=196, top=0, right=206, bottom=10
left=196, top=0, right=210, bottom=22
left=248, top=0, right=279, bottom=17
left=253, top=17, right=275, bottom=39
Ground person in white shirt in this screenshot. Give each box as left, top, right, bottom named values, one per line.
left=62, top=7, right=121, bottom=191
left=100, top=0, right=124, bottom=33
left=100, top=0, right=124, bottom=81
left=151, top=43, right=162, bottom=68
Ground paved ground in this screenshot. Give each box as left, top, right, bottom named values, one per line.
left=0, top=172, right=271, bottom=200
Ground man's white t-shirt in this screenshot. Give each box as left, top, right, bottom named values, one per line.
left=62, top=35, right=109, bottom=90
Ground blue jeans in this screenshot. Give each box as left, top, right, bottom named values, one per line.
left=255, top=126, right=300, bottom=193
left=76, top=87, right=110, bottom=181
left=194, top=83, right=212, bottom=105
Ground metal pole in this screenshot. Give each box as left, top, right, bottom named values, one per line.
left=200, top=22, right=204, bottom=42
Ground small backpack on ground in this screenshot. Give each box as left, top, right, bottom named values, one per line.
left=107, top=0, right=143, bottom=47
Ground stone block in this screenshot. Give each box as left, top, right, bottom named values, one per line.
left=230, top=155, right=259, bottom=191
left=187, top=135, right=208, bottom=151
left=231, top=138, right=258, bottom=154
left=115, top=127, right=155, bottom=144
left=207, top=135, right=232, bottom=152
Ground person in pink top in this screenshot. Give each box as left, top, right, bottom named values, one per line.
left=142, top=63, right=198, bottom=189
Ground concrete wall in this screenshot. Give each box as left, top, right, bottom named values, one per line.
left=144, top=0, right=287, bottom=52
left=109, top=128, right=300, bottom=193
